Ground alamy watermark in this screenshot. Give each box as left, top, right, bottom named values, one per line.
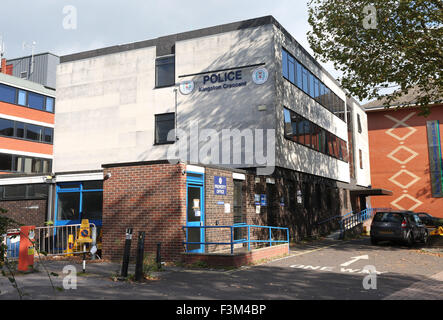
left=62, top=265, right=77, bottom=290
left=362, top=265, right=377, bottom=290
left=62, top=5, right=78, bottom=30
left=166, top=121, right=276, bottom=175
left=362, top=5, right=378, bottom=29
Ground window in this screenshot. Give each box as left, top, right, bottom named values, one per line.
left=296, top=62, right=302, bottom=88
left=283, top=107, right=348, bottom=162
left=44, top=127, right=53, bottom=143
left=282, top=50, right=288, bottom=79
left=0, top=153, right=13, bottom=171
left=155, top=55, right=175, bottom=88
left=0, top=184, right=48, bottom=201
left=46, top=97, right=54, bottom=112
left=28, top=92, right=45, bottom=110
left=25, top=123, right=43, bottom=141
left=308, top=72, right=315, bottom=98
left=302, top=67, right=309, bottom=93
left=15, top=122, right=25, bottom=138
left=0, top=83, right=16, bottom=104
left=155, top=113, right=175, bottom=144
left=288, top=55, right=295, bottom=83
left=0, top=118, right=14, bottom=136
left=18, top=90, right=27, bottom=106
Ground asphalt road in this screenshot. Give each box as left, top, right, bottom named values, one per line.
left=1, top=237, right=442, bottom=301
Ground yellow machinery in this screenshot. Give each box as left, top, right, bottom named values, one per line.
left=430, top=226, right=443, bottom=236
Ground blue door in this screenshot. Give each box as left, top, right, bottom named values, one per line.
left=186, top=172, right=205, bottom=253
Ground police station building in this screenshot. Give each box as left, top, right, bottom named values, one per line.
left=1, top=16, right=375, bottom=262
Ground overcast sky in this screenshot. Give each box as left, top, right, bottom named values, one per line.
left=0, top=0, right=350, bottom=95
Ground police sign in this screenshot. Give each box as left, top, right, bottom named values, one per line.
left=214, top=176, right=227, bottom=195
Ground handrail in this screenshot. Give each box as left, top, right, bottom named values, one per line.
left=182, top=224, right=290, bottom=255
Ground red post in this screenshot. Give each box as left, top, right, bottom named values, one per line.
left=18, top=226, right=36, bottom=272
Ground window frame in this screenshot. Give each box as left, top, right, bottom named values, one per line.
left=154, top=112, right=176, bottom=145
left=155, top=55, right=176, bottom=88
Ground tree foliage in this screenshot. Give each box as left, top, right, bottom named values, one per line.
left=307, top=0, right=443, bottom=116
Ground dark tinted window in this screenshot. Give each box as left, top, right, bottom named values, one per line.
left=16, top=122, right=25, bottom=138
left=44, top=127, right=53, bottom=143
left=83, top=181, right=103, bottom=190
left=3, top=185, right=26, bottom=199
left=0, top=153, right=12, bottom=171
left=155, top=56, right=175, bottom=87
left=374, top=212, right=404, bottom=223
left=155, top=113, right=175, bottom=144
left=0, top=84, right=16, bottom=104
left=26, top=124, right=43, bottom=141
left=0, top=118, right=14, bottom=136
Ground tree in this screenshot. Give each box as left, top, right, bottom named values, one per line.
left=307, top=0, right=443, bottom=116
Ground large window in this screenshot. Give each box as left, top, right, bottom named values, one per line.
left=0, top=118, right=53, bottom=144
left=155, top=55, right=175, bottom=88
left=0, top=152, right=52, bottom=173
left=283, top=107, right=348, bottom=162
left=56, top=181, right=103, bottom=225
left=155, top=113, right=175, bottom=145
left=0, top=83, right=55, bottom=113
left=281, top=48, right=345, bottom=121
left=0, top=184, right=48, bottom=200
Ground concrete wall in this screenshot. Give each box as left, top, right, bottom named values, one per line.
left=350, top=99, right=371, bottom=187
left=55, top=25, right=276, bottom=173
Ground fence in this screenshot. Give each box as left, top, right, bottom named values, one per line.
left=183, top=224, right=290, bottom=255
left=3, top=223, right=97, bottom=260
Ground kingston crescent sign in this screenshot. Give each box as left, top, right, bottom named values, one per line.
left=179, top=65, right=268, bottom=95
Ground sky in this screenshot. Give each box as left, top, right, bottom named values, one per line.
left=0, top=0, right=354, bottom=99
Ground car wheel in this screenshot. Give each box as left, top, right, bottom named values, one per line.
left=371, top=237, right=378, bottom=245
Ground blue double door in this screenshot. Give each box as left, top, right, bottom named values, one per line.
left=186, top=173, right=205, bottom=253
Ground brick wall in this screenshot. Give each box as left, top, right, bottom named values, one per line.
left=102, top=162, right=187, bottom=262
left=0, top=199, right=47, bottom=227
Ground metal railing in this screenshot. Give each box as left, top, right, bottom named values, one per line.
left=3, top=223, right=97, bottom=260
left=182, top=224, right=290, bottom=255
left=339, top=208, right=391, bottom=232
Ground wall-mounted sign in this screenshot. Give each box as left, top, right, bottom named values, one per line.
left=254, top=194, right=261, bottom=205
left=178, top=64, right=267, bottom=95
left=426, top=120, right=443, bottom=197
left=214, top=176, right=227, bottom=195
left=179, top=80, right=195, bottom=95
left=252, top=67, right=269, bottom=85
left=224, top=203, right=231, bottom=214
left=260, top=194, right=267, bottom=206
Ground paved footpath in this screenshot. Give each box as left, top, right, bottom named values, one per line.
left=0, top=237, right=442, bottom=300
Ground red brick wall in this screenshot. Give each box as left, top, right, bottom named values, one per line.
left=102, top=163, right=187, bottom=261
left=0, top=199, right=47, bottom=227
left=367, top=105, right=443, bottom=218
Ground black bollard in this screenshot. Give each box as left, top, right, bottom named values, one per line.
left=134, top=231, right=145, bottom=282
left=156, top=242, right=162, bottom=270
left=121, top=228, right=133, bottom=278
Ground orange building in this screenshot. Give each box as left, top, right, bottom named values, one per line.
left=365, top=98, right=443, bottom=218
left=0, top=57, right=55, bottom=175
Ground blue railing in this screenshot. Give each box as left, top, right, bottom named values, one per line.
left=339, top=208, right=391, bottom=232
left=182, top=225, right=290, bottom=255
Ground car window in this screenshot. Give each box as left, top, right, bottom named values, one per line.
left=413, top=215, right=422, bottom=224
left=374, top=212, right=403, bottom=223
